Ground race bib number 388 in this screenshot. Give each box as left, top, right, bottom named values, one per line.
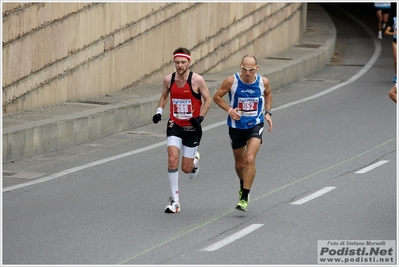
left=172, top=99, right=193, bottom=120
left=238, top=98, right=258, bottom=116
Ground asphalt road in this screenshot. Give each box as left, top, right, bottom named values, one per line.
left=2, top=4, right=397, bottom=265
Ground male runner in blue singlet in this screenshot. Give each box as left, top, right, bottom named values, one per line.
left=213, top=55, right=273, bottom=211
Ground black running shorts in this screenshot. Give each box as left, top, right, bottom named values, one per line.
left=228, top=123, right=264, bottom=149
left=166, top=119, right=202, bottom=147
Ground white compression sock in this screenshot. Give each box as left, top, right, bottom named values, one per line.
left=168, top=169, right=179, bottom=202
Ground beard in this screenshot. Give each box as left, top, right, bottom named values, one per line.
left=176, top=67, right=188, bottom=75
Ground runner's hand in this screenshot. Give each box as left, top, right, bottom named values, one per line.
left=152, top=113, right=162, bottom=124
left=190, top=116, right=204, bottom=128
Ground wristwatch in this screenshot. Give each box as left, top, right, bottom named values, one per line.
left=265, top=110, right=272, bottom=116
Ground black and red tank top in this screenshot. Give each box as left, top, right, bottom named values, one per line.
left=169, top=71, right=202, bottom=127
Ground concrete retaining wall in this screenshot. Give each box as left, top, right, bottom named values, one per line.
left=2, top=2, right=306, bottom=113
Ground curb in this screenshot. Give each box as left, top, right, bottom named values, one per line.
left=2, top=4, right=336, bottom=164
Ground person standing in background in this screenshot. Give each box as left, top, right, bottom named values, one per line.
left=374, top=2, right=391, bottom=39
left=385, top=13, right=397, bottom=82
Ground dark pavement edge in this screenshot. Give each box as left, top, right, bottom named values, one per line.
left=2, top=3, right=336, bottom=164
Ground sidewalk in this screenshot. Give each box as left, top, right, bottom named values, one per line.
left=2, top=3, right=336, bottom=164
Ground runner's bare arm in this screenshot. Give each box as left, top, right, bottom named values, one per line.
left=157, top=74, right=172, bottom=109
left=263, top=77, right=272, bottom=111
left=213, top=76, right=234, bottom=113
left=263, top=77, right=273, bottom=132
left=195, top=75, right=212, bottom=117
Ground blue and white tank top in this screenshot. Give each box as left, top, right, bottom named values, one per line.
left=227, top=73, right=265, bottom=129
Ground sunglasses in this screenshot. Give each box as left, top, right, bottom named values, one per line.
left=240, top=66, right=257, bottom=71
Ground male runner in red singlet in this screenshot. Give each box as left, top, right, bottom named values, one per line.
left=153, top=47, right=212, bottom=213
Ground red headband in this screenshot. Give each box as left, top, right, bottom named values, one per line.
left=173, top=53, right=191, bottom=60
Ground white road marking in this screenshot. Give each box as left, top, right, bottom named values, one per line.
left=291, top=187, right=336, bottom=205
left=2, top=141, right=167, bottom=192
left=2, top=8, right=382, bottom=193
left=201, top=224, right=264, bottom=252
left=273, top=5, right=381, bottom=112
left=355, top=160, right=389, bottom=174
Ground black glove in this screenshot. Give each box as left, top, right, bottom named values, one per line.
left=190, top=116, right=204, bottom=128
left=152, top=113, right=162, bottom=124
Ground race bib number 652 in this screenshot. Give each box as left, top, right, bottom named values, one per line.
left=238, top=98, right=258, bottom=116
